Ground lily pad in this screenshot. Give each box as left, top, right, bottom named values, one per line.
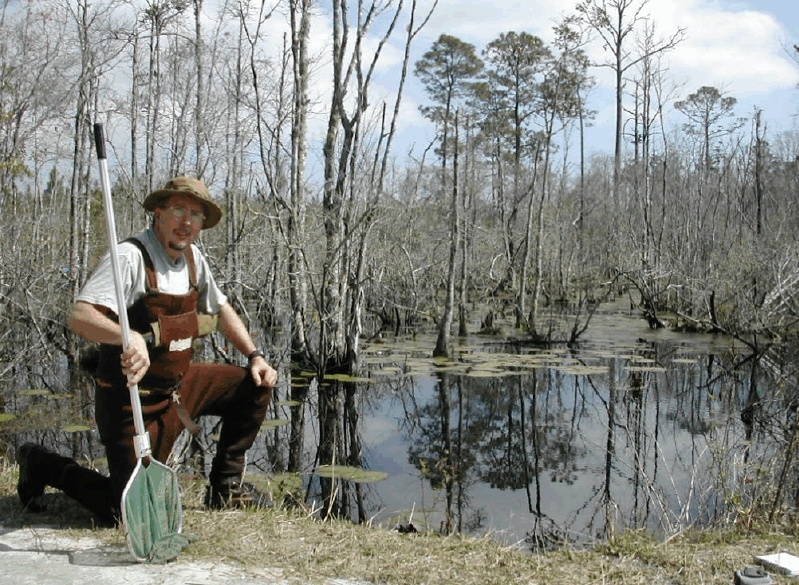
left=62, top=424, right=92, bottom=433
left=261, top=419, right=290, bottom=430
left=324, top=373, right=372, bottom=383
left=275, top=400, right=304, bottom=407
left=558, top=365, right=610, bottom=375
left=313, top=464, right=389, bottom=483
left=464, top=369, right=507, bottom=378
left=371, top=367, right=403, bottom=376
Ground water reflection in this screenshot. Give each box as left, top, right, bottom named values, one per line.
left=298, top=330, right=773, bottom=550
left=7, top=309, right=794, bottom=551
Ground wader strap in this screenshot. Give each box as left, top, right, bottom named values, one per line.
left=124, top=237, right=158, bottom=291
left=124, top=237, right=199, bottom=291
left=100, top=378, right=202, bottom=438
left=139, top=383, right=202, bottom=438
left=170, top=390, right=202, bottom=437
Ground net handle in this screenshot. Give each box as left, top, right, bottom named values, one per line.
left=93, top=122, right=151, bottom=458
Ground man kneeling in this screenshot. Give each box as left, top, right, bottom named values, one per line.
left=18, top=177, right=277, bottom=524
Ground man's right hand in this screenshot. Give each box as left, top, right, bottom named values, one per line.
left=69, top=301, right=152, bottom=386
left=121, top=330, right=150, bottom=387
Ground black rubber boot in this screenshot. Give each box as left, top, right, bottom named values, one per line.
left=16, top=442, right=117, bottom=525
left=204, top=480, right=273, bottom=510
left=16, top=443, right=60, bottom=512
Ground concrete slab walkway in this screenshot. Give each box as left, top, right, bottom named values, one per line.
left=0, top=526, right=361, bottom=585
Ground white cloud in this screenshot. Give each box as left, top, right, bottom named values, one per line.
left=411, top=0, right=799, bottom=99
left=656, top=1, right=799, bottom=96
left=200, top=0, right=799, bottom=155
left=419, top=0, right=565, bottom=44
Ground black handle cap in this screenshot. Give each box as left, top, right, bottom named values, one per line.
left=93, top=123, right=106, bottom=159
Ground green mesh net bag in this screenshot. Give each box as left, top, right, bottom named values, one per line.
left=121, top=458, right=193, bottom=563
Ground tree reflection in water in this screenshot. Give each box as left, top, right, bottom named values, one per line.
left=294, top=331, right=797, bottom=552
left=12, top=317, right=799, bottom=553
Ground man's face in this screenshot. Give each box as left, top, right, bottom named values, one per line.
left=153, top=194, right=206, bottom=260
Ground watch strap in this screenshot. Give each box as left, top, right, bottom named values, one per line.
left=247, top=349, right=265, bottom=362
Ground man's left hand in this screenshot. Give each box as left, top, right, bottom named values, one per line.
left=250, top=357, right=277, bottom=388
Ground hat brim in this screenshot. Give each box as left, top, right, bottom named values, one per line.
left=143, top=189, right=222, bottom=229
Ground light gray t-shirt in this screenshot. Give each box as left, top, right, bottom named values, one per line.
left=77, top=228, right=228, bottom=316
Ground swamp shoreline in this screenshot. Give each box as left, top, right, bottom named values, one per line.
left=1, top=461, right=797, bottom=585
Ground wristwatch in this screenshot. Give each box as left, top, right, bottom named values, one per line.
left=247, top=349, right=266, bottom=363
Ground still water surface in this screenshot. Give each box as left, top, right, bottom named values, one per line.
left=12, top=300, right=781, bottom=551
left=288, top=302, right=776, bottom=550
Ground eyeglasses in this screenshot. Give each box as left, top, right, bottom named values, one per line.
left=166, top=205, right=206, bottom=226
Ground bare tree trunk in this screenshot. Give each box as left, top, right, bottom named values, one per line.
left=193, top=0, right=205, bottom=174
left=435, top=110, right=460, bottom=357
left=130, top=34, right=140, bottom=182
left=144, top=9, right=160, bottom=189
left=288, top=0, right=311, bottom=362
left=457, top=116, right=475, bottom=338
left=517, top=149, right=541, bottom=331
left=529, top=127, right=554, bottom=337
left=140, top=2, right=187, bottom=186
left=68, top=0, right=94, bottom=294
left=319, top=0, right=345, bottom=371
left=225, top=12, right=246, bottom=304
left=754, top=109, right=764, bottom=237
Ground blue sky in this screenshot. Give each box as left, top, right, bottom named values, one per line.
left=394, top=0, right=799, bottom=158
left=203, top=0, right=799, bottom=163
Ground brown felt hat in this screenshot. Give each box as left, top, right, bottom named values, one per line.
left=143, top=176, right=222, bottom=229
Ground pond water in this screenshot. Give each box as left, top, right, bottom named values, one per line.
left=9, top=299, right=789, bottom=551
left=277, top=300, right=785, bottom=550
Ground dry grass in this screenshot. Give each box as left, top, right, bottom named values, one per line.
left=1, top=457, right=798, bottom=584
